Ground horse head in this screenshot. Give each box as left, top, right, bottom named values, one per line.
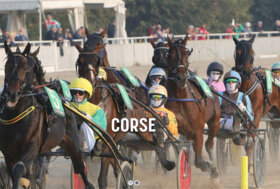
left=4, top=42, right=42, bottom=108
left=82, top=28, right=109, bottom=67
left=167, top=34, right=192, bottom=87
left=233, top=35, right=255, bottom=80
left=150, top=38, right=169, bottom=68
left=74, top=42, right=105, bottom=86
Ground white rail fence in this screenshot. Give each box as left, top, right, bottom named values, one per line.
left=0, top=32, right=279, bottom=75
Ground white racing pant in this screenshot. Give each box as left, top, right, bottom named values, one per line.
left=81, top=122, right=96, bottom=152
left=220, top=117, right=234, bottom=131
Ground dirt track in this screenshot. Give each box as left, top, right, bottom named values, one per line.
left=1, top=58, right=280, bottom=188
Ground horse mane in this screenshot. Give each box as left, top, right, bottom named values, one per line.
left=33, top=57, right=46, bottom=85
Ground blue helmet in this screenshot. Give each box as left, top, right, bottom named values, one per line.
left=271, top=62, right=280, bottom=71
left=223, top=70, right=242, bottom=85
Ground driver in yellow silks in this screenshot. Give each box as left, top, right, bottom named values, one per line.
left=148, top=85, right=178, bottom=141
left=69, top=78, right=107, bottom=156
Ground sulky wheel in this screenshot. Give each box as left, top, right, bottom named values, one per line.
left=253, top=137, right=266, bottom=188
left=176, top=148, right=191, bottom=189
left=216, top=138, right=229, bottom=175
left=116, top=161, right=134, bottom=189
left=268, top=126, right=279, bottom=161
left=70, top=159, right=87, bottom=189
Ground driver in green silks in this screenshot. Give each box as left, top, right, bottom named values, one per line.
left=69, top=78, right=107, bottom=156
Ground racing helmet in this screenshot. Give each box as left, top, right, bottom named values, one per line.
left=148, top=85, right=168, bottom=108
left=223, top=70, right=242, bottom=87
left=148, top=84, right=168, bottom=98
left=207, top=62, right=224, bottom=76
left=148, top=67, right=167, bottom=86
left=271, top=62, right=280, bottom=72
left=69, top=78, right=93, bottom=98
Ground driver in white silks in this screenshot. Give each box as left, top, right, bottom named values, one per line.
left=69, top=78, right=107, bottom=156
left=219, top=70, right=254, bottom=145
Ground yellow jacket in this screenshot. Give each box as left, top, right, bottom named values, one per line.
left=153, top=107, right=178, bottom=140
left=71, top=100, right=107, bottom=136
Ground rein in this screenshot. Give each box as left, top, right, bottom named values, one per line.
left=0, top=106, right=35, bottom=125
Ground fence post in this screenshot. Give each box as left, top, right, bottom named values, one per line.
left=53, top=41, right=58, bottom=72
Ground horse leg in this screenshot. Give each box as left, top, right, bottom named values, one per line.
left=194, top=128, right=216, bottom=174
left=64, top=112, right=94, bottom=189
left=205, top=117, right=220, bottom=161
left=11, top=142, right=37, bottom=189
left=98, top=156, right=111, bottom=189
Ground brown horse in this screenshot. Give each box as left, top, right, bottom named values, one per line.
left=233, top=35, right=280, bottom=164
left=74, top=41, right=175, bottom=188
left=150, top=35, right=221, bottom=177
left=0, top=42, right=94, bottom=189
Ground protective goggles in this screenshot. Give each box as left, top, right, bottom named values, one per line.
left=211, top=72, right=221, bottom=75
left=150, top=94, right=164, bottom=100
left=150, top=75, right=164, bottom=80
left=71, top=90, right=85, bottom=96
left=225, top=78, right=238, bottom=83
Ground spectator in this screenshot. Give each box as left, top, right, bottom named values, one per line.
left=98, top=27, right=104, bottom=34
left=73, top=27, right=86, bottom=40
left=224, top=23, right=235, bottom=39
left=244, top=22, right=252, bottom=33
left=0, top=28, right=3, bottom=42
left=44, top=26, right=56, bottom=40
left=154, top=26, right=163, bottom=42
left=148, top=23, right=156, bottom=36
left=107, top=20, right=116, bottom=38
left=2, top=30, right=10, bottom=42
left=273, top=20, right=280, bottom=32
left=45, top=15, right=61, bottom=32
left=233, top=23, right=244, bottom=38
left=55, top=27, right=64, bottom=44
left=15, top=28, right=29, bottom=41
left=6, top=35, right=16, bottom=47
left=63, top=28, right=73, bottom=45
left=186, top=25, right=194, bottom=40
left=253, top=21, right=264, bottom=33
left=193, top=27, right=200, bottom=40
left=198, top=24, right=208, bottom=40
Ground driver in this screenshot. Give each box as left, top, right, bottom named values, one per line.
left=145, top=67, right=167, bottom=87
left=69, top=78, right=107, bottom=156
left=271, top=62, right=280, bottom=78
left=206, top=62, right=225, bottom=92
left=219, top=70, right=254, bottom=145
left=148, top=85, right=178, bottom=143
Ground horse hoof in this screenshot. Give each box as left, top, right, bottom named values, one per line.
left=210, top=168, right=219, bottom=178
left=85, top=183, right=95, bottom=189
left=201, top=161, right=211, bottom=172
left=163, top=160, right=175, bottom=171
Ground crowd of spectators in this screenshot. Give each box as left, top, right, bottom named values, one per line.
left=184, top=19, right=280, bottom=40
left=148, top=23, right=171, bottom=42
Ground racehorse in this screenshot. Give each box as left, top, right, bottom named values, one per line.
left=233, top=35, right=280, bottom=165
left=74, top=37, right=175, bottom=188
left=0, top=42, right=94, bottom=189
left=150, top=35, right=221, bottom=178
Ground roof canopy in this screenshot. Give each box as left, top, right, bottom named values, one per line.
left=0, top=0, right=123, bottom=12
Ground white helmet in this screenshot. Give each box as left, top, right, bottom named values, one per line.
left=148, top=67, right=167, bottom=86
left=149, top=67, right=167, bottom=78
